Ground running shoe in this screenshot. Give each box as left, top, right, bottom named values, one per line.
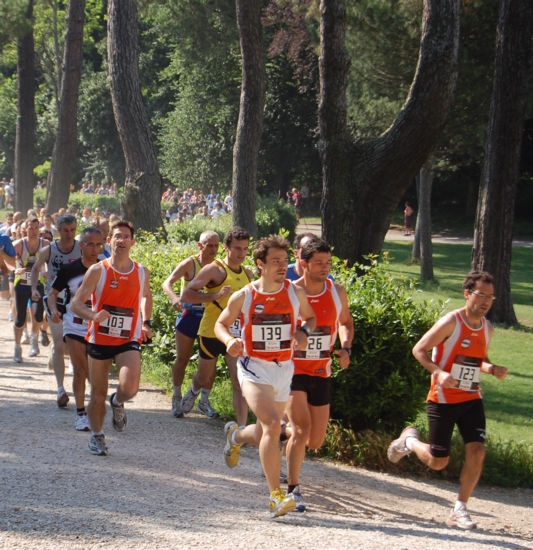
left=171, top=395, right=183, bottom=418
left=110, top=392, right=128, bottom=432
left=40, top=330, right=50, bottom=346
left=181, top=384, right=199, bottom=413
left=387, top=426, right=419, bottom=463
left=29, top=334, right=40, bottom=357
left=8, top=311, right=13, bottom=322
left=223, top=421, right=242, bottom=468
left=198, top=399, right=220, bottom=419
left=289, top=485, right=306, bottom=512
left=57, top=390, right=69, bottom=408
left=269, top=489, right=296, bottom=518
left=75, top=413, right=90, bottom=432
left=13, top=344, right=22, bottom=363
left=21, top=328, right=29, bottom=345
left=446, top=507, right=477, bottom=530
left=88, top=434, right=108, bottom=456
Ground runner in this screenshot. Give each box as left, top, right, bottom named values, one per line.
left=47, top=227, right=104, bottom=432
left=12, top=217, right=49, bottom=362
left=215, top=235, right=316, bottom=517
left=31, top=214, right=81, bottom=407
left=70, top=220, right=153, bottom=456
left=388, top=270, right=508, bottom=529
left=180, top=227, right=253, bottom=427
left=286, top=238, right=354, bottom=511
left=285, top=233, right=318, bottom=281
left=161, top=230, right=220, bottom=418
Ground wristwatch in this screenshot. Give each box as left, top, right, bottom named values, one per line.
left=142, top=320, right=153, bottom=328
left=298, top=325, right=312, bottom=337
left=342, top=347, right=352, bottom=357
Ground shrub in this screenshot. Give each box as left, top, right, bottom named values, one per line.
left=329, top=253, right=445, bottom=433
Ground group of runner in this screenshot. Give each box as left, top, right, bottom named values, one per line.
left=1, top=215, right=508, bottom=526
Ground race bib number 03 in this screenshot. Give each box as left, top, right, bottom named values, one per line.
left=451, top=355, right=481, bottom=391
left=98, top=304, right=134, bottom=338
left=251, top=314, right=292, bottom=351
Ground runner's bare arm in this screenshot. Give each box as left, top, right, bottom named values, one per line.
left=214, top=289, right=246, bottom=357
left=333, top=284, right=354, bottom=369
left=292, top=285, right=317, bottom=351
left=141, top=267, right=153, bottom=341
left=70, top=264, right=111, bottom=323
left=30, top=244, right=50, bottom=299
left=412, top=312, right=457, bottom=388
left=11, top=240, right=25, bottom=276
left=46, top=289, right=62, bottom=323
left=181, top=263, right=231, bottom=304
left=161, top=257, right=194, bottom=312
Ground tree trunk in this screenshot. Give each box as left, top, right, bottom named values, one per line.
left=471, top=0, right=533, bottom=325
left=318, top=0, right=459, bottom=265
left=412, top=173, right=421, bottom=260
left=418, top=155, right=434, bottom=281
left=46, top=0, right=85, bottom=214
left=14, top=0, right=35, bottom=214
left=0, top=133, right=14, bottom=170
left=107, top=0, right=163, bottom=232
left=231, top=0, right=266, bottom=237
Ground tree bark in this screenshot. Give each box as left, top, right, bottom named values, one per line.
left=318, top=0, right=459, bottom=265
left=14, top=0, right=35, bottom=214
left=471, top=0, right=533, bottom=325
left=231, top=0, right=266, bottom=237
left=0, top=133, right=14, bottom=170
left=107, top=0, right=163, bottom=232
left=46, top=0, right=85, bottom=214
left=418, top=155, right=434, bottom=281
left=412, top=173, right=421, bottom=260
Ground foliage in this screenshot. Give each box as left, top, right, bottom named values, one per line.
left=33, top=160, right=51, bottom=179
left=329, top=253, right=444, bottom=432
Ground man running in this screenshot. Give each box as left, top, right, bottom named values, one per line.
left=12, top=217, right=50, bottom=361
left=162, top=230, right=220, bottom=418
left=31, top=214, right=80, bottom=406
left=286, top=238, right=354, bottom=511
left=285, top=233, right=316, bottom=281
left=70, top=220, right=153, bottom=456
left=47, top=227, right=104, bottom=432
left=215, top=235, right=316, bottom=517
left=388, top=271, right=508, bottom=529
left=180, top=227, right=253, bottom=426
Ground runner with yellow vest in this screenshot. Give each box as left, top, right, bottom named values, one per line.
left=162, top=230, right=220, bottom=418
left=180, top=227, right=253, bottom=427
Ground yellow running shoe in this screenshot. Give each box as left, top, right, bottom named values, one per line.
left=223, top=421, right=242, bottom=468
left=269, top=488, right=296, bottom=518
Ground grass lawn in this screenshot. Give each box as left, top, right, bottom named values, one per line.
left=383, top=240, right=533, bottom=444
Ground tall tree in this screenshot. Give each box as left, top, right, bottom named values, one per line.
left=471, top=0, right=533, bottom=325
left=46, top=0, right=85, bottom=213
left=107, top=0, right=163, bottom=231
left=318, top=0, right=460, bottom=265
left=14, top=0, right=35, bottom=214
left=417, top=155, right=435, bottom=281
left=232, top=0, right=266, bottom=236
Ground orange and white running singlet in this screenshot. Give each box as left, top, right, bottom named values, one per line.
left=240, top=279, right=300, bottom=363
left=86, top=259, right=145, bottom=346
left=293, top=279, right=342, bottom=378
left=427, top=310, right=491, bottom=404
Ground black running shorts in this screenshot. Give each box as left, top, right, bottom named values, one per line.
left=198, top=336, right=226, bottom=360
left=291, top=374, right=332, bottom=407
left=87, top=341, right=141, bottom=361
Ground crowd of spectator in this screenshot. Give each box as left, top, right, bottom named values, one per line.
left=161, top=186, right=233, bottom=223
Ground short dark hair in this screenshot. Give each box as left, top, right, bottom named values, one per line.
left=293, top=232, right=318, bottom=250
left=110, top=220, right=135, bottom=239
left=57, top=214, right=77, bottom=229
left=224, top=226, right=249, bottom=247
left=253, top=235, right=290, bottom=265
left=25, top=217, right=40, bottom=226
left=300, top=238, right=331, bottom=262
left=80, top=227, right=102, bottom=242
left=462, top=271, right=494, bottom=292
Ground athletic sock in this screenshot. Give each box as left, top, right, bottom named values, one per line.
left=231, top=428, right=241, bottom=445
left=173, top=385, right=182, bottom=397
left=57, top=386, right=65, bottom=395
left=454, top=500, right=467, bottom=512
left=405, top=437, right=416, bottom=451
left=112, top=394, right=123, bottom=407
left=77, top=408, right=86, bottom=415
left=288, top=485, right=297, bottom=494
left=92, top=431, right=104, bottom=437
left=190, top=383, right=200, bottom=395
left=200, top=388, right=210, bottom=403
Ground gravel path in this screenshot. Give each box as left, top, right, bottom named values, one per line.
left=1, top=299, right=532, bottom=550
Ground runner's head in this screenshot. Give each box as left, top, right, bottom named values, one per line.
left=253, top=235, right=290, bottom=283
left=109, top=220, right=135, bottom=257
left=223, top=227, right=249, bottom=266
left=25, top=217, right=40, bottom=239
left=79, top=227, right=104, bottom=263
left=300, top=238, right=332, bottom=283
left=92, top=216, right=110, bottom=240
left=198, top=230, right=219, bottom=260
left=462, top=271, right=495, bottom=318
left=293, top=232, right=318, bottom=261
left=57, top=214, right=77, bottom=244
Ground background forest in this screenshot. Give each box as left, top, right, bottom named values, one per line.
left=0, top=0, right=532, bottom=222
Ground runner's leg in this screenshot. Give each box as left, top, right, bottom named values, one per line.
left=114, top=349, right=142, bottom=403
left=65, top=337, right=89, bottom=410
left=87, top=357, right=112, bottom=433
left=226, top=354, right=248, bottom=427
left=48, top=317, right=66, bottom=388
left=286, top=391, right=311, bottom=487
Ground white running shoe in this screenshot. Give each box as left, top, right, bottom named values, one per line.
left=387, top=426, right=419, bottom=463
left=181, top=385, right=199, bottom=413
left=289, top=485, right=306, bottom=512
left=75, top=413, right=90, bottom=431
left=198, top=399, right=220, bottom=419
left=171, top=394, right=183, bottom=418
left=29, top=334, right=40, bottom=357
left=14, top=344, right=22, bottom=363
left=269, top=489, right=296, bottom=518
left=21, top=328, right=29, bottom=345
left=446, top=507, right=477, bottom=530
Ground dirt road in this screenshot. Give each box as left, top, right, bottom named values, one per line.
left=1, top=299, right=532, bottom=549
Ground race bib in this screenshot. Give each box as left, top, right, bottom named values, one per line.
left=294, top=326, right=332, bottom=360
left=19, top=270, right=31, bottom=285
left=73, top=300, right=92, bottom=327
left=98, top=304, right=134, bottom=338
left=251, top=314, right=292, bottom=351
left=450, top=355, right=481, bottom=391
left=229, top=318, right=241, bottom=337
